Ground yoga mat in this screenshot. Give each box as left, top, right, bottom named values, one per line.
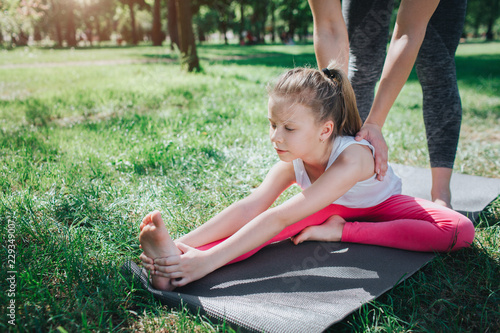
left=122, top=165, right=499, bottom=332
left=123, top=242, right=434, bottom=333
left=392, top=164, right=500, bottom=222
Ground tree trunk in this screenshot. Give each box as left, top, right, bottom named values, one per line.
left=197, top=25, right=206, bottom=43
left=66, top=4, right=77, bottom=47
left=175, top=0, right=200, bottom=72
left=34, top=24, right=42, bottom=42
left=270, top=2, right=276, bottom=43
left=55, top=18, right=63, bottom=47
left=128, top=0, right=138, bottom=45
left=486, top=21, right=494, bottom=41
left=167, top=0, right=179, bottom=50
left=221, top=14, right=228, bottom=45
left=152, top=0, right=163, bottom=46
left=85, top=21, right=93, bottom=46
left=17, top=29, right=29, bottom=46
left=239, top=3, right=245, bottom=40
left=486, top=0, right=499, bottom=41
left=95, top=20, right=102, bottom=44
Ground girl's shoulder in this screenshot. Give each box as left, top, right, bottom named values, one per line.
left=328, top=136, right=374, bottom=167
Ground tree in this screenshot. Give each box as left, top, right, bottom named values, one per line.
left=484, top=0, right=499, bottom=40
left=65, top=0, right=77, bottom=47
left=465, top=0, right=500, bottom=40
left=167, top=0, right=179, bottom=49
left=193, top=6, right=219, bottom=43
left=212, top=0, right=234, bottom=45
left=175, top=0, right=200, bottom=71
left=278, top=0, right=311, bottom=42
left=248, top=0, right=268, bottom=43
left=151, top=0, right=163, bottom=45
left=0, top=0, right=46, bottom=46
left=119, top=0, right=149, bottom=45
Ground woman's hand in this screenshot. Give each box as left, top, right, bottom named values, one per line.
left=355, top=123, right=388, bottom=181
left=151, top=242, right=216, bottom=287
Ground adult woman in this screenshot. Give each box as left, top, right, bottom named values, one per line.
left=309, top=0, right=467, bottom=208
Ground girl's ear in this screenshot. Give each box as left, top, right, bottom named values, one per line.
left=320, top=120, right=334, bottom=141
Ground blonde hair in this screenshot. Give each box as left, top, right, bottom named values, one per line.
left=267, top=65, right=361, bottom=139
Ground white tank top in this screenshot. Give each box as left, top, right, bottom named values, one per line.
left=292, top=136, right=402, bottom=208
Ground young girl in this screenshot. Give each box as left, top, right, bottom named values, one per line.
left=139, top=66, right=475, bottom=291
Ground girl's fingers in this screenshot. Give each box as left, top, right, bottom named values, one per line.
left=139, top=253, right=154, bottom=264
left=154, top=271, right=184, bottom=279
left=154, top=255, right=181, bottom=266
left=142, top=263, right=155, bottom=271
left=154, top=263, right=181, bottom=274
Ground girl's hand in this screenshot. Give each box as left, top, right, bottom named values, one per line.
left=139, top=252, right=155, bottom=273
left=152, top=243, right=215, bottom=287
left=355, top=123, right=388, bottom=181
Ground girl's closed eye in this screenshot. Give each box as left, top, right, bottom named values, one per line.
left=285, top=127, right=295, bottom=132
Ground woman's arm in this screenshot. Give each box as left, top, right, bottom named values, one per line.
left=357, top=0, right=440, bottom=179
left=308, top=0, right=349, bottom=72
left=161, top=144, right=375, bottom=286
left=175, top=161, right=296, bottom=248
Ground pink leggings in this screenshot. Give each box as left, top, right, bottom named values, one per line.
left=197, top=195, right=475, bottom=264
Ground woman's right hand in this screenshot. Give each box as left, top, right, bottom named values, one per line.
left=355, top=123, right=388, bottom=181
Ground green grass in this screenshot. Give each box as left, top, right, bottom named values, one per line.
left=0, top=42, right=499, bottom=332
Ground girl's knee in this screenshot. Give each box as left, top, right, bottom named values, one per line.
left=449, top=215, right=475, bottom=252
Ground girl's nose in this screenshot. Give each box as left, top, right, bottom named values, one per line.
left=270, top=128, right=283, bottom=143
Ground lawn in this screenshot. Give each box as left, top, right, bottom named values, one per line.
left=0, top=41, right=499, bottom=332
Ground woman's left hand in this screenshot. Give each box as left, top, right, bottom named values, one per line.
left=152, top=242, right=215, bottom=287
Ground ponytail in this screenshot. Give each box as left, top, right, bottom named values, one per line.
left=321, top=65, right=361, bottom=137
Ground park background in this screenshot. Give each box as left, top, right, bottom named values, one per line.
left=1, top=0, right=499, bottom=332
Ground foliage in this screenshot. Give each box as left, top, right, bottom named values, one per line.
left=3, top=0, right=498, bottom=50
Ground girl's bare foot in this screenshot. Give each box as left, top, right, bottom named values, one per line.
left=291, top=215, right=346, bottom=245
left=139, top=210, right=181, bottom=291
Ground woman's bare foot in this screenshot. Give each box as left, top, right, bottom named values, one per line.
left=291, top=215, right=346, bottom=245
left=139, top=210, right=181, bottom=291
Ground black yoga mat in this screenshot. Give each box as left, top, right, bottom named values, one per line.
left=392, top=164, right=500, bottom=223
left=123, top=242, right=434, bottom=333
left=122, top=165, right=499, bottom=332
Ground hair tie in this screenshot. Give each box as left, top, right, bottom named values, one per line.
left=322, top=68, right=333, bottom=79
left=322, top=68, right=341, bottom=83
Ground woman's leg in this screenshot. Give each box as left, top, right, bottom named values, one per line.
left=342, top=0, right=394, bottom=120
left=341, top=195, right=475, bottom=252
left=415, top=0, right=467, bottom=206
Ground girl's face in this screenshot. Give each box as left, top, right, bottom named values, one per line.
left=268, top=97, right=332, bottom=163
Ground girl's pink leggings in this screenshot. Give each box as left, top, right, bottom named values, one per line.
left=197, top=194, right=475, bottom=265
